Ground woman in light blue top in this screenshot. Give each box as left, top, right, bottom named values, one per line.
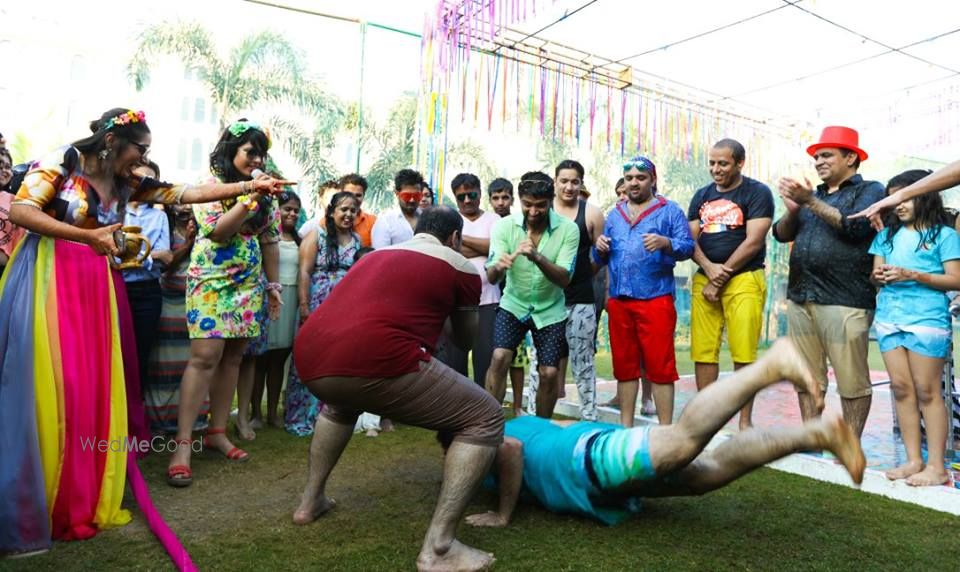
left=868, top=169, right=960, bottom=487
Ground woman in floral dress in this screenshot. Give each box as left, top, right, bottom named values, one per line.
left=167, top=120, right=283, bottom=486
left=284, top=191, right=361, bottom=436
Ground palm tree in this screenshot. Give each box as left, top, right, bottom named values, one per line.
left=128, top=22, right=342, bottom=129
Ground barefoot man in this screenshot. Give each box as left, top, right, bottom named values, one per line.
left=292, top=206, right=503, bottom=572
left=461, top=339, right=865, bottom=528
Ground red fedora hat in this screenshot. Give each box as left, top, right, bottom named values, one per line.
left=806, top=126, right=868, bottom=161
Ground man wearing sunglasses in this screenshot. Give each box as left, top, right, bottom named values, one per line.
left=485, top=171, right=580, bottom=418
left=443, top=173, right=502, bottom=386
left=371, top=169, right=426, bottom=249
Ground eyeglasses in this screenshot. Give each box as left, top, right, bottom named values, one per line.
left=130, top=141, right=150, bottom=157
left=455, top=191, right=479, bottom=202
left=517, top=179, right=551, bottom=194
left=398, top=190, right=423, bottom=203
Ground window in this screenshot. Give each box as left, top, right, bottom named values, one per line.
left=183, top=67, right=193, bottom=81
left=194, top=98, right=206, bottom=123
left=177, top=139, right=188, bottom=170
left=180, top=97, right=190, bottom=122
left=209, top=102, right=218, bottom=125
left=69, top=55, right=85, bottom=81
left=191, top=138, right=203, bottom=170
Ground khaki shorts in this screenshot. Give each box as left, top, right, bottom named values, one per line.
left=786, top=301, right=874, bottom=399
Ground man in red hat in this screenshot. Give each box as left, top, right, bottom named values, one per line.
left=773, top=126, right=886, bottom=439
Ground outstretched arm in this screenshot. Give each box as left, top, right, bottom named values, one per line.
left=465, top=437, right=523, bottom=527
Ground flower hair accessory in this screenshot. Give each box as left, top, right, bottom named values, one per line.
left=227, top=120, right=272, bottom=150
left=101, top=110, right=146, bottom=131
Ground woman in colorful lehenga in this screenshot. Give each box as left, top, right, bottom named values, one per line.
left=284, top=191, right=361, bottom=436
left=0, top=108, right=289, bottom=557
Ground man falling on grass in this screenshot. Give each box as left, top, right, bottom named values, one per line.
left=460, top=338, right=865, bottom=527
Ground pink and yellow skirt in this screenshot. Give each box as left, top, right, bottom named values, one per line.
left=0, top=234, right=194, bottom=569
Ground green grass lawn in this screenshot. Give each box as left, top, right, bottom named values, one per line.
left=7, top=423, right=957, bottom=571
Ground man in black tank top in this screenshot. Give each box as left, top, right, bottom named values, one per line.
left=527, top=160, right=605, bottom=421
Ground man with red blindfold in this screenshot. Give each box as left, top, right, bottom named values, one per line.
left=371, top=169, right=426, bottom=249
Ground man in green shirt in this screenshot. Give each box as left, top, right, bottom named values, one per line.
left=485, top=171, right=580, bottom=417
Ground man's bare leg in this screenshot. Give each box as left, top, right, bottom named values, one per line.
left=293, top=414, right=354, bottom=525
left=840, top=395, right=872, bottom=438
left=535, top=366, right=561, bottom=418
left=640, top=380, right=656, bottom=416
left=620, top=410, right=864, bottom=497
left=734, top=362, right=754, bottom=431
left=509, top=367, right=525, bottom=416
left=417, top=441, right=497, bottom=572
left=485, top=349, right=513, bottom=404
left=648, top=338, right=823, bottom=475
left=650, top=382, right=674, bottom=425
left=619, top=380, right=639, bottom=428
left=694, top=362, right=719, bottom=390
left=797, top=391, right=823, bottom=422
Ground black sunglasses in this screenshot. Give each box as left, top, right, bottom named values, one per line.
left=455, top=191, right=480, bottom=202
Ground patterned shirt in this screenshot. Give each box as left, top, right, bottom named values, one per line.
left=487, top=210, right=580, bottom=328
left=122, top=203, right=171, bottom=282
left=773, top=174, right=885, bottom=309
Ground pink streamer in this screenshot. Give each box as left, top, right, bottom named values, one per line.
left=127, top=455, right=198, bottom=572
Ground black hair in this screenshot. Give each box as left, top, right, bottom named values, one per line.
left=209, top=119, right=270, bottom=183
left=414, top=206, right=464, bottom=243
left=517, top=171, right=555, bottom=200
left=353, top=246, right=375, bottom=263
left=322, top=191, right=360, bottom=271
left=339, top=173, right=368, bottom=192
left=554, top=159, right=585, bottom=179
left=278, top=190, right=303, bottom=246
left=487, top=177, right=513, bottom=197
left=73, top=107, right=151, bottom=158
left=615, top=177, right=625, bottom=191
left=839, top=148, right=862, bottom=170
left=882, top=169, right=947, bottom=251
left=450, top=172, right=481, bottom=192
left=712, top=138, right=746, bottom=163
left=395, top=168, right=425, bottom=191
left=139, top=159, right=161, bottom=179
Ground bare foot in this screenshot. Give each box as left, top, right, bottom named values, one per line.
left=235, top=421, right=256, bottom=441
left=381, top=419, right=395, bottom=432
left=250, top=417, right=264, bottom=430
left=465, top=511, right=508, bottom=528
left=765, top=338, right=824, bottom=412
left=416, top=540, right=495, bottom=572
left=365, top=429, right=380, bottom=437
left=884, top=460, right=924, bottom=481
left=292, top=495, right=336, bottom=525
left=819, top=411, right=866, bottom=484
left=905, top=466, right=950, bottom=487
left=640, top=400, right=656, bottom=416
left=512, top=408, right=526, bottom=418
left=600, top=397, right=620, bottom=409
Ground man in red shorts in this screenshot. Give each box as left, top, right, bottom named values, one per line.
left=594, top=156, right=694, bottom=426
left=292, top=206, right=504, bottom=572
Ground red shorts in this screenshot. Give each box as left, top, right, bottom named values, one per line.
left=607, top=295, right=678, bottom=384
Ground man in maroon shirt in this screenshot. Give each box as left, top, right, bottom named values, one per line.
left=292, top=206, right=503, bottom=572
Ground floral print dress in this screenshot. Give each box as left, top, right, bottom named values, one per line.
left=284, top=227, right=360, bottom=436
left=186, top=178, right=279, bottom=339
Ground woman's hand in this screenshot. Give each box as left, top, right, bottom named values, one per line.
left=87, top=223, right=123, bottom=256
left=252, top=177, right=297, bottom=196
left=299, top=301, right=311, bottom=323
left=267, top=288, right=283, bottom=321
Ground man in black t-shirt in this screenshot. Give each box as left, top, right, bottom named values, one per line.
left=687, top=139, right=774, bottom=430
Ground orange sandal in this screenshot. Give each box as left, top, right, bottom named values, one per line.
left=167, top=439, right=194, bottom=487
left=203, top=428, right=250, bottom=462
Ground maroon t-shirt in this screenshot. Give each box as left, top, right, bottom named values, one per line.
left=293, top=233, right=481, bottom=380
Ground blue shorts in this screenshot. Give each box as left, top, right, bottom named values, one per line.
left=875, top=321, right=951, bottom=359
